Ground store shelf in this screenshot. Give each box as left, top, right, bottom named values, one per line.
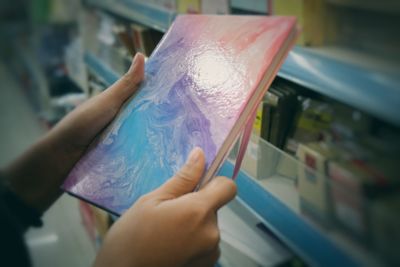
left=217, top=135, right=383, bottom=267
left=326, top=0, right=400, bottom=14
left=83, top=1, right=400, bottom=127
left=218, top=198, right=293, bottom=266
left=80, top=7, right=399, bottom=263
left=86, top=0, right=176, bottom=32
left=219, top=163, right=359, bottom=267
left=84, top=52, right=119, bottom=86
left=12, top=43, right=55, bottom=118
left=279, top=46, right=400, bottom=127
left=85, top=46, right=400, bottom=127
left=82, top=50, right=378, bottom=266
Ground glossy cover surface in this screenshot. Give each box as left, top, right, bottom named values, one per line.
left=62, top=15, right=296, bottom=215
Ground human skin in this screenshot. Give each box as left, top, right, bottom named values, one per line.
left=3, top=53, right=237, bottom=266
left=4, top=53, right=147, bottom=212
left=94, top=147, right=236, bottom=267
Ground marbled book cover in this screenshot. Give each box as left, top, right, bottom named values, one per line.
left=62, top=15, right=297, bottom=215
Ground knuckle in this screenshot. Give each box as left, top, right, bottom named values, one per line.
left=187, top=202, right=209, bottom=224
left=206, top=226, right=220, bottom=247
left=192, top=202, right=209, bottom=218
left=217, top=177, right=237, bottom=196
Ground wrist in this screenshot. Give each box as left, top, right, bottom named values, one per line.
left=3, top=136, right=64, bottom=212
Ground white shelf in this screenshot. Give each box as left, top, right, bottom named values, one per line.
left=218, top=134, right=385, bottom=267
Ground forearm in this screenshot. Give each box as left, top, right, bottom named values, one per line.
left=3, top=134, right=78, bottom=212
left=2, top=53, right=144, bottom=214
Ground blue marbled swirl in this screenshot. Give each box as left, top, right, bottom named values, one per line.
left=63, top=15, right=296, bottom=215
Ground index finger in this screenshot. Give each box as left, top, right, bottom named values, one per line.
left=197, top=176, right=237, bottom=210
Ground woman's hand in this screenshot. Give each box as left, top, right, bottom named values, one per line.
left=3, top=53, right=145, bottom=212
left=94, top=148, right=237, bottom=267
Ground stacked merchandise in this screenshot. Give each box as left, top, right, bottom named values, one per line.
left=285, top=97, right=333, bottom=155
left=287, top=91, right=399, bottom=264
left=296, top=142, right=339, bottom=224
left=9, top=0, right=85, bottom=126
left=130, top=23, right=163, bottom=57
left=78, top=2, right=399, bottom=265
left=81, top=9, right=164, bottom=87
left=242, top=78, right=400, bottom=265
left=259, top=83, right=298, bottom=149
left=241, top=79, right=299, bottom=179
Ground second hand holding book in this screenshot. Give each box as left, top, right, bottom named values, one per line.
left=63, top=15, right=298, bottom=215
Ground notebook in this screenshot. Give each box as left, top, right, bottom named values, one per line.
left=62, top=15, right=298, bottom=215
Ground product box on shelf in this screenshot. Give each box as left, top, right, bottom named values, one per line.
left=285, top=98, right=333, bottom=155
left=329, top=153, right=400, bottom=240
left=297, top=142, right=338, bottom=224
left=328, top=161, right=370, bottom=242
left=267, top=84, right=298, bottom=149
left=130, top=23, right=164, bottom=56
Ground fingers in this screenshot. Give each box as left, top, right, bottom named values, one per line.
left=47, top=53, right=145, bottom=148
left=154, top=147, right=205, bottom=199
left=104, top=52, right=145, bottom=103
left=197, top=176, right=237, bottom=210
left=84, top=52, right=145, bottom=122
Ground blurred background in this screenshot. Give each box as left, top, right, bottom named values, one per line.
left=0, top=1, right=399, bottom=267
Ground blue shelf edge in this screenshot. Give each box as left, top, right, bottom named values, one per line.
left=84, top=52, right=119, bottom=86
left=218, top=161, right=361, bottom=267
left=85, top=46, right=400, bottom=127
left=87, top=2, right=400, bottom=127
left=120, top=0, right=176, bottom=32
left=278, top=46, right=400, bottom=127
left=88, top=0, right=175, bottom=32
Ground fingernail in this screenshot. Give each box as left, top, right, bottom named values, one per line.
left=187, top=147, right=202, bottom=165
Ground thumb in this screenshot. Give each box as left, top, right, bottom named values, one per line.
left=105, top=52, right=145, bottom=102
left=155, top=147, right=205, bottom=199
left=48, top=53, right=145, bottom=148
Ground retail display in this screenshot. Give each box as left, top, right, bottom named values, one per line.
left=62, top=14, right=298, bottom=215
left=10, top=0, right=400, bottom=266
